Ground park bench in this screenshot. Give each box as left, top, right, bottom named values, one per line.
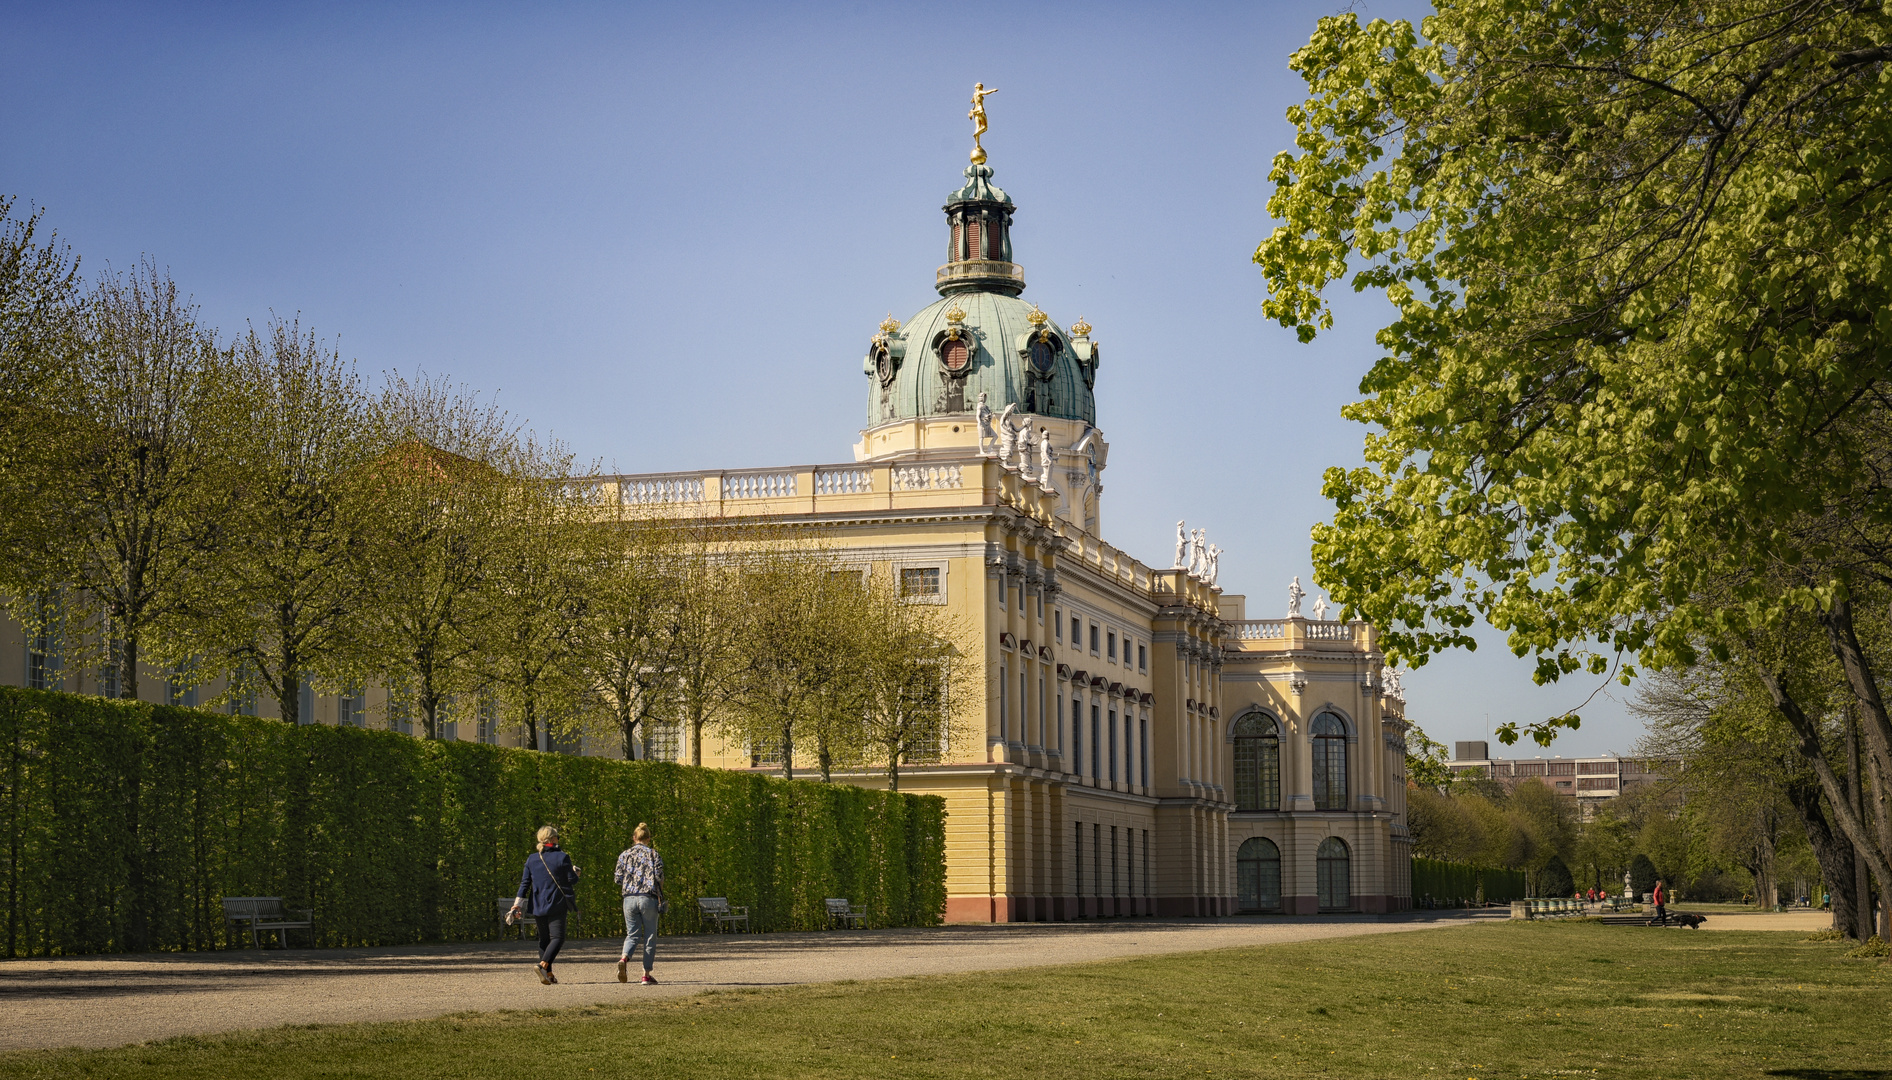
left=698, top=896, right=750, bottom=933
left=825, top=898, right=868, bottom=929
left=498, top=897, right=538, bottom=938
left=222, top=896, right=314, bottom=948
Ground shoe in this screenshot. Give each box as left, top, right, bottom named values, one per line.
left=547, top=968, right=558, bottom=984
left=536, top=963, right=551, bottom=986
left=641, top=973, right=657, bottom=985
left=617, top=959, right=629, bottom=983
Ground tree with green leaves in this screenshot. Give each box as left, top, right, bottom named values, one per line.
left=187, top=318, right=379, bottom=724
left=572, top=506, right=689, bottom=760
left=45, top=261, right=232, bottom=699
left=1259, top=0, right=1892, bottom=915
left=853, top=567, right=974, bottom=791
left=475, top=434, right=595, bottom=751
left=0, top=199, right=84, bottom=602
left=359, top=374, right=515, bottom=738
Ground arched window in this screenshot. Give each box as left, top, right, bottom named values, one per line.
left=1312, top=713, right=1349, bottom=811
left=1232, top=712, right=1280, bottom=811
left=1237, top=837, right=1281, bottom=912
left=1317, top=836, right=1351, bottom=912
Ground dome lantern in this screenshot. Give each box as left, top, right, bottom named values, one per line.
left=937, top=163, right=1024, bottom=297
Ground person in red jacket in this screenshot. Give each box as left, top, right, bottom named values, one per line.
left=1652, top=879, right=1668, bottom=925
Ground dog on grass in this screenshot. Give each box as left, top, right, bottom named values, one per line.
left=1648, top=912, right=1706, bottom=929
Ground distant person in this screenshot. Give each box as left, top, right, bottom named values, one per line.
left=614, top=822, right=667, bottom=985
left=510, top=825, right=580, bottom=985
left=1652, top=879, right=1668, bottom=925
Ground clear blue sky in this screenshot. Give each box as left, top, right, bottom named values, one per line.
left=0, top=0, right=1642, bottom=757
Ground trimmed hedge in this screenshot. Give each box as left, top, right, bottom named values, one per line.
left=1411, top=856, right=1526, bottom=903
left=0, top=687, right=946, bottom=956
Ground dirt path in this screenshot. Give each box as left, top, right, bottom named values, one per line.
left=13, top=913, right=1504, bottom=1051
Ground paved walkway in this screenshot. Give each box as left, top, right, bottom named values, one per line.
left=11, top=913, right=1501, bottom=1051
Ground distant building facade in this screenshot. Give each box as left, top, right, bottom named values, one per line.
left=1447, top=741, right=1676, bottom=817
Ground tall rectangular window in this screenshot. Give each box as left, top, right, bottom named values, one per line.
left=1038, top=679, right=1045, bottom=747
left=1090, top=704, right=1101, bottom=778
left=1138, top=644, right=1147, bottom=671
left=1075, top=823, right=1083, bottom=896
left=26, top=595, right=62, bottom=692
left=1093, top=824, right=1102, bottom=897
left=1127, top=829, right=1135, bottom=897
left=299, top=679, right=316, bottom=725
left=1037, top=595, right=1043, bottom=620
left=1143, top=830, right=1150, bottom=897
left=1109, top=709, right=1118, bottom=781
left=1107, top=632, right=1116, bottom=661
left=1055, top=612, right=1063, bottom=641
left=999, top=665, right=1007, bottom=742
left=1112, top=827, right=1120, bottom=897
left=1020, top=670, right=1029, bottom=742
left=165, top=661, right=198, bottom=707
left=1072, top=702, right=1086, bottom=772
left=1140, top=716, right=1149, bottom=787
left=1071, top=616, right=1080, bottom=644
left=478, top=695, right=499, bottom=745
left=340, top=687, right=366, bottom=727
left=1089, top=624, right=1099, bottom=653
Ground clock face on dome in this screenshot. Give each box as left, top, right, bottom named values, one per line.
left=941, top=338, right=970, bottom=373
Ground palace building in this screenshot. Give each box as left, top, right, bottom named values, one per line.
left=0, top=103, right=1416, bottom=920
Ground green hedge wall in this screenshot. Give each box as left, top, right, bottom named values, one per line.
left=0, top=687, right=946, bottom=956
left=1411, top=857, right=1527, bottom=903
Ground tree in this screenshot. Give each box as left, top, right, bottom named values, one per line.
left=188, top=318, right=379, bottom=723
left=1628, top=853, right=1658, bottom=898
left=573, top=506, right=686, bottom=760
left=1404, top=721, right=1455, bottom=791
left=477, top=434, right=595, bottom=751
left=854, top=567, right=974, bottom=791
left=1258, top=1, right=1892, bottom=917
left=45, top=261, right=232, bottom=699
left=359, top=374, right=515, bottom=738
left=664, top=523, right=747, bottom=767
left=1540, top=855, right=1575, bottom=899
left=0, top=199, right=83, bottom=601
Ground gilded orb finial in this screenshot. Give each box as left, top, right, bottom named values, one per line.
left=968, top=82, right=997, bottom=165
left=1026, top=304, right=1049, bottom=327
left=1070, top=315, right=1092, bottom=338
left=878, top=313, right=901, bottom=335
left=944, top=302, right=967, bottom=325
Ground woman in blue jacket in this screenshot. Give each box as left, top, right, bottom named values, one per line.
left=509, top=825, right=580, bottom=984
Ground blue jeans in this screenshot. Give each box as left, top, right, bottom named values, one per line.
left=621, top=894, right=659, bottom=971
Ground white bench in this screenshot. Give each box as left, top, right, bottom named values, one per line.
left=499, top=897, right=538, bottom=938
left=223, top=896, right=314, bottom=948
left=698, top=896, right=750, bottom=932
left=825, top=898, right=868, bottom=929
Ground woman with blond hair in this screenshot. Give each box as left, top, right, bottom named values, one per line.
left=509, top=825, right=580, bottom=985
left=613, top=822, right=666, bottom=985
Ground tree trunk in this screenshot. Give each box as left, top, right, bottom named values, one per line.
left=887, top=745, right=901, bottom=792
left=781, top=725, right=793, bottom=782
left=522, top=691, right=539, bottom=753
left=1848, top=707, right=1875, bottom=940
left=689, top=701, right=705, bottom=767
left=121, top=631, right=139, bottom=700
left=817, top=731, right=832, bottom=783
left=1755, top=668, right=1892, bottom=888
left=1785, top=775, right=1864, bottom=939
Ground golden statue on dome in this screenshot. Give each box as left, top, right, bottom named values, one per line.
left=968, top=83, right=997, bottom=164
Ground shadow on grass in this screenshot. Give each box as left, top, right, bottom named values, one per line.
left=1764, top=1071, right=1892, bottom=1079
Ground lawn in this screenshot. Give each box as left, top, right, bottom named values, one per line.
left=8, top=921, right=1887, bottom=1080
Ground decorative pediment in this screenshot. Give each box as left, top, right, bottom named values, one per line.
left=999, top=631, right=1016, bottom=649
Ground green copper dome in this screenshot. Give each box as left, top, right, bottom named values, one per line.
left=862, top=160, right=1099, bottom=427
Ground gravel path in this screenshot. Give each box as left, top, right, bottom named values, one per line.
left=11, top=913, right=1503, bottom=1051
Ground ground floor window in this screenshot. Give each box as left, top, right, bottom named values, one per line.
left=1317, top=836, right=1351, bottom=912
left=1237, top=837, right=1281, bottom=912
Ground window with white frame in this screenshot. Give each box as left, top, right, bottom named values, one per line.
left=900, top=564, right=945, bottom=602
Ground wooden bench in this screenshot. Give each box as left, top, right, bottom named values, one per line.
left=222, top=896, right=314, bottom=948
left=499, top=897, right=538, bottom=938
left=825, top=898, right=868, bottom=929
left=698, top=896, right=750, bottom=932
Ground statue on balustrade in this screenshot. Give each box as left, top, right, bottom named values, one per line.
left=1288, top=576, right=1305, bottom=616
left=1173, top=520, right=1188, bottom=569
left=976, top=391, right=997, bottom=457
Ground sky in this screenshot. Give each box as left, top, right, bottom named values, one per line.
left=0, top=0, right=1645, bottom=758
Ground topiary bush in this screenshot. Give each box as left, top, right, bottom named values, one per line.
left=1628, top=853, right=1658, bottom=897
left=0, top=687, right=946, bottom=956
left=1539, top=855, right=1574, bottom=898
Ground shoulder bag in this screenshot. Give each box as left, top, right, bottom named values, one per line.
left=539, top=851, right=580, bottom=917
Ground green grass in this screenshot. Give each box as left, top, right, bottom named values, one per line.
left=9, top=922, right=1889, bottom=1080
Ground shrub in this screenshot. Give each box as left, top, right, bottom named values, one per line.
left=0, top=687, right=946, bottom=956
left=1846, top=935, right=1890, bottom=959
left=1539, top=856, right=1574, bottom=898
left=1628, top=853, right=1658, bottom=896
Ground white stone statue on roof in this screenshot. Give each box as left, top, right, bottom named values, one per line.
left=996, top=403, right=1018, bottom=465
left=1038, top=426, right=1054, bottom=489
left=1386, top=668, right=1405, bottom=699
left=1173, top=521, right=1188, bottom=569
left=1187, top=529, right=1206, bottom=577
left=1313, top=595, right=1329, bottom=621
left=1207, top=545, right=1221, bottom=587
left=976, top=391, right=997, bottom=457
left=1288, top=576, right=1305, bottom=616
